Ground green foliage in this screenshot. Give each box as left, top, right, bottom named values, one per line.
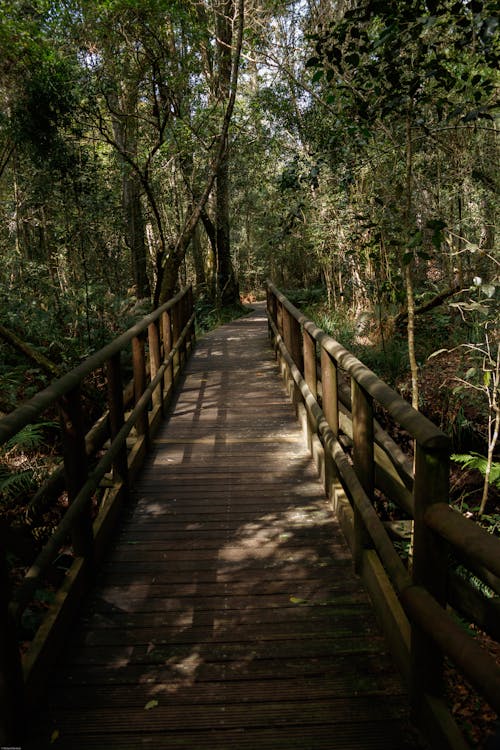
left=0, top=469, right=36, bottom=505
left=309, top=0, right=499, bottom=126
left=0, top=420, right=59, bottom=506
left=3, top=422, right=58, bottom=454
left=452, top=452, right=500, bottom=488
left=304, top=303, right=357, bottom=351
left=455, top=564, right=496, bottom=598
left=195, top=296, right=249, bottom=335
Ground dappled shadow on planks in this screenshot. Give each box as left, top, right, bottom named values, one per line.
left=26, top=304, right=426, bottom=749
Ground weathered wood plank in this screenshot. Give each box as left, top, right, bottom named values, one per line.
left=25, top=304, right=421, bottom=750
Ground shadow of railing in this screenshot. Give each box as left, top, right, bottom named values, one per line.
left=0, top=287, right=195, bottom=743
left=267, top=280, right=500, bottom=750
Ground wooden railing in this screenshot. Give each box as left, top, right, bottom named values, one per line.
left=0, top=287, right=195, bottom=743
left=267, top=281, right=500, bottom=750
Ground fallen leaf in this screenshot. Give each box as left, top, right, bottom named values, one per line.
left=145, top=699, right=159, bottom=710
left=50, top=729, right=60, bottom=744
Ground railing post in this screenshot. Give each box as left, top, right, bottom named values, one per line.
left=351, top=378, right=374, bottom=573
left=277, top=298, right=284, bottom=339
left=172, top=300, right=182, bottom=375
left=161, top=309, right=173, bottom=400
left=106, top=352, right=129, bottom=490
left=0, top=547, right=24, bottom=745
left=180, top=293, right=188, bottom=366
left=282, top=307, right=303, bottom=404
left=132, top=334, right=150, bottom=447
left=283, top=308, right=303, bottom=374
left=303, top=329, right=317, bottom=450
left=321, top=346, right=339, bottom=499
left=187, top=286, right=195, bottom=351
left=267, top=287, right=277, bottom=344
left=58, top=386, right=94, bottom=560
left=410, top=441, right=449, bottom=717
left=148, top=320, right=163, bottom=411
left=303, top=329, right=317, bottom=399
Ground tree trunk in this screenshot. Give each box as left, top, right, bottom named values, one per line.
left=213, top=0, right=240, bottom=306
left=109, top=85, right=151, bottom=301
left=157, top=0, right=245, bottom=305
left=215, top=135, right=239, bottom=304
left=405, top=113, right=419, bottom=411
left=123, top=168, right=151, bottom=299
left=191, top=220, right=207, bottom=290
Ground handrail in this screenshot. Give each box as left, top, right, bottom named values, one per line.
left=0, top=286, right=190, bottom=445
left=0, top=286, right=195, bottom=742
left=268, top=281, right=448, bottom=448
left=266, top=280, right=500, bottom=750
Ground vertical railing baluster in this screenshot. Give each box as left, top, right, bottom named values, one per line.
left=172, top=299, right=181, bottom=376
left=321, top=346, right=339, bottom=499
left=282, top=307, right=302, bottom=402
left=351, top=378, right=374, bottom=573
left=161, top=309, right=173, bottom=403
left=187, top=286, right=195, bottom=352
left=267, top=287, right=277, bottom=344
left=410, top=441, right=449, bottom=718
left=277, top=298, right=284, bottom=340
left=58, top=386, right=94, bottom=561
left=106, top=352, right=129, bottom=491
left=303, top=329, right=317, bottom=450
left=303, top=329, right=317, bottom=399
left=179, top=295, right=187, bottom=367
left=148, top=320, right=163, bottom=411
left=132, top=334, right=150, bottom=447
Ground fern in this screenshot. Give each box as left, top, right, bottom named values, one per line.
left=3, top=421, right=58, bottom=454
left=0, top=469, right=36, bottom=503
left=452, top=452, right=500, bottom=488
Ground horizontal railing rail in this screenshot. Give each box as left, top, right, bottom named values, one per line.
left=266, top=280, right=500, bottom=750
left=0, top=286, right=195, bottom=744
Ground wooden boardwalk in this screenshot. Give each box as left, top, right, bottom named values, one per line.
left=27, top=304, right=424, bottom=749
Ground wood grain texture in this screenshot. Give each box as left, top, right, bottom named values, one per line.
left=26, top=304, right=424, bottom=750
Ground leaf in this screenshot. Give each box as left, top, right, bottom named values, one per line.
left=465, top=367, right=477, bottom=380
left=145, top=699, right=159, bottom=710
left=409, top=231, right=423, bottom=248
left=290, top=596, right=308, bottom=605
left=482, top=284, right=496, bottom=299
left=306, top=56, right=320, bottom=68
left=50, top=729, right=60, bottom=744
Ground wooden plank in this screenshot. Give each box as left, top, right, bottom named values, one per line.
left=26, top=304, right=417, bottom=750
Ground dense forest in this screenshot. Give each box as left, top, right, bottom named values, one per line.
left=0, top=0, right=498, bottom=513
left=0, top=3, right=499, bottom=745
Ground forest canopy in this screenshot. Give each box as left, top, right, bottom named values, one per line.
left=0, top=0, right=498, bottom=441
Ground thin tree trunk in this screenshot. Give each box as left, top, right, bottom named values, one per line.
left=157, top=0, right=245, bottom=304
left=405, top=113, right=419, bottom=411
left=213, top=0, right=240, bottom=305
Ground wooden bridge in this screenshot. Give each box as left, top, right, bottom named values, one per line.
left=1, top=284, right=499, bottom=749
